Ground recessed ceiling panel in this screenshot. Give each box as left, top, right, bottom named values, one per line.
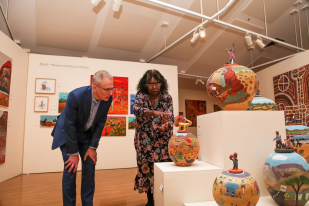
left=197, top=49, right=229, bottom=66
left=98, top=28, right=149, bottom=52
left=35, top=0, right=97, bottom=51
left=186, top=62, right=219, bottom=77
left=242, top=0, right=294, bottom=23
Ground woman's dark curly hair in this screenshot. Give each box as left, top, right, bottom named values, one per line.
left=136, top=69, right=168, bottom=94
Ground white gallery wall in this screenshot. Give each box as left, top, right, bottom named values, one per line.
left=178, top=89, right=215, bottom=136
left=0, top=31, right=29, bottom=183
left=23, top=54, right=178, bottom=174
left=257, top=50, right=309, bottom=101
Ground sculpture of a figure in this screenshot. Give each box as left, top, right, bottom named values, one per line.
left=273, top=131, right=282, bottom=148
left=174, top=115, right=192, bottom=133
left=284, top=134, right=292, bottom=149
left=229, top=152, right=238, bottom=170
left=226, top=43, right=236, bottom=64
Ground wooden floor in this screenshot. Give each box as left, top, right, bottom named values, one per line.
left=0, top=168, right=147, bottom=206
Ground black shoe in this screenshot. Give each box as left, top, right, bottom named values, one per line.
left=145, top=200, right=154, bottom=206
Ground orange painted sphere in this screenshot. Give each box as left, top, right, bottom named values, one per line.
left=168, top=133, right=200, bottom=166
left=206, top=64, right=259, bottom=110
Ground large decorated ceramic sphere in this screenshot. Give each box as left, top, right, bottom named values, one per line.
left=168, top=133, right=200, bottom=166
left=247, top=91, right=278, bottom=111
left=206, top=64, right=259, bottom=110
left=212, top=171, right=260, bottom=206
left=263, top=152, right=309, bottom=206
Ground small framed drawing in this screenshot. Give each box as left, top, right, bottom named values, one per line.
left=34, top=96, right=49, bottom=112
left=35, top=78, right=56, bottom=94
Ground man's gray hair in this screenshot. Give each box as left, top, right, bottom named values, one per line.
left=92, top=70, right=113, bottom=85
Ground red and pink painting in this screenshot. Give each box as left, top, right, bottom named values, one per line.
left=0, top=52, right=12, bottom=107
left=0, top=110, right=8, bottom=163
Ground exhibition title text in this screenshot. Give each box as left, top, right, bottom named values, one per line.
left=39, top=62, right=89, bottom=69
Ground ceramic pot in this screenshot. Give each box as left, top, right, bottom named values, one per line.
left=263, top=151, right=309, bottom=206
left=212, top=171, right=260, bottom=206
left=168, top=133, right=200, bottom=166
left=247, top=91, right=278, bottom=111
left=206, top=64, right=259, bottom=110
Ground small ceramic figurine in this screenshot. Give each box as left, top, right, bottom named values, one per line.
left=284, top=134, right=292, bottom=149
left=273, top=131, right=282, bottom=148
left=174, top=115, right=192, bottom=133
left=228, top=152, right=243, bottom=173
left=226, top=43, right=236, bottom=63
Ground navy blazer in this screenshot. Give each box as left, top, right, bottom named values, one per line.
left=51, top=86, right=112, bottom=154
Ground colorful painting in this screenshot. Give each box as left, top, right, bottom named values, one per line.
left=128, top=116, right=136, bottom=129
left=102, top=116, right=126, bottom=136
left=108, top=77, right=128, bottom=114
left=213, top=171, right=260, bottom=206
left=0, top=111, right=8, bottom=163
left=206, top=64, right=259, bottom=110
left=263, top=152, right=309, bottom=206
left=130, top=94, right=135, bottom=114
left=35, top=78, right=56, bottom=94
left=286, top=124, right=309, bottom=162
left=58, top=92, right=69, bottom=113
left=213, top=104, right=222, bottom=112
left=185, top=100, right=206, bottom=127
left=0, top=52, right=12, bottom=107
left=273, top=65, right=309, bottom=126
left=34, top=96, right=49, bottom=112
left=40, top=115, right=57, bottom=128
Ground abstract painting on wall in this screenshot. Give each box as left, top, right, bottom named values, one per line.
left=102, top=116, right=126, bottom=136
left=185, top=100, right=206, bottom=127
left=128, top=116, right=136, bottom=129
left=40, top=115, right=57, bottom=128
left=108, top=77, right=128, bottom=114
left=214, top=104, right=222, bottom=112
left=58, top=92, right=69, bottom=113
left=0, top=111, right=8, bottom=163
left=0, top=52, right=12, bottom=107
left=130, top=94, right=135, bottom=114
left=273, top=64, right=309, bottom=162
left=34, top=96, right=49, bottom=112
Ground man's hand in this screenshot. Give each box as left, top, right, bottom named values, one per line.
left=65, top=155, right=79, bottom=173
left=84, top=148, right=97, bottom=165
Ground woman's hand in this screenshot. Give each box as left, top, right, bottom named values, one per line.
left=153, top=111, right=170, bottom=122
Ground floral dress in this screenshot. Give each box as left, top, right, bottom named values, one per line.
left=133, top=90, right=174, bottom=194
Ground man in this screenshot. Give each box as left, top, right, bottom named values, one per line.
left=51, top=70, right=113, bottom=206
left=273, top=131, right=282, bottom=148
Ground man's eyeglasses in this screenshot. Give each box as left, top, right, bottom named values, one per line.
left=146, top=83, right=161, bottom=87
left=95, top=85, right=116, bottom=92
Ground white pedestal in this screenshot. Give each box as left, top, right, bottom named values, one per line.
left=183, top=196, right=309, bottom=206
left=154, top=161, right=223, bottom=206
left=196, top=111, right=286, bottom=197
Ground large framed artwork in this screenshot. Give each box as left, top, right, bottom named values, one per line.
left=102, top=116, right=126, bottom=136
left=214, top=104, right=222, bottom=112
left=58, top=92, right=69, bottom=113
left=0, top=110, right=8, bottom=163
left=40, top=115, right=57, bottom=128
left=273, top=64, right=309, bottom=162
left=130, top=94, right=135, bottom=114
left=35, top=78, right=56, bottom=94
left=185, top=100, right=207, bottom=127
left=0, top=52, right=12, bottom=107
left=34, top=96, right=49, bottom=112
left=108, top=77, right=128, bottom=114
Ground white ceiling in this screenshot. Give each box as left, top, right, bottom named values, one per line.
left=1, top=0, right=308, bottom=80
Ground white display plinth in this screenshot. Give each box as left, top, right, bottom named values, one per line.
left=154, top=161, right=223, bottom=206
left=183, top=196, right=307, bottom=206
left=197, top=111, right=286, bottom=197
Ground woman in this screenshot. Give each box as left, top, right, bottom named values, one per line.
left=133, top=69, right=174, bottom=206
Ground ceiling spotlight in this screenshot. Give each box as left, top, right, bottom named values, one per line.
left=199, top=27, right=206, bottom=38
left=91, top=0, right=102, bottom=6
left=245, top=33, right=254, bottom=49
left=255, top=36, right=265, bottom=49
left=191, top=30, right=199, bottom=43
left=113, top=0, right=122, bottom=12
left=195, top=78, right=204, bottom=85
